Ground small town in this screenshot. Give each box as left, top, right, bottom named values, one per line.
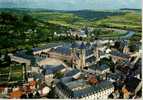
left=0, top=0, right=142, bottom=99
left=0, top=28, right=142, bottom=99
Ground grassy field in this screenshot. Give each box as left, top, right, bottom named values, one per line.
left=92, top=12, right=141, bottom=32
left=32, top=11, right=90, bottom=29
left=0, top=64, right=23, bottom=83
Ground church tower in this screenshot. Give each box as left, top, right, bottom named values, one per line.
left=94, top=40, right=100, bottom=62
left=123, top=40, right=129, bottom=54
left=79, top=42, right=86, bottom=70
left=71, top=42, right=77, bottom=68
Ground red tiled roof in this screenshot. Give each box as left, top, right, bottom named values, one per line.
left=10, top=90, right=23, bottom=99
left=29, top=80, right=36, bottom=86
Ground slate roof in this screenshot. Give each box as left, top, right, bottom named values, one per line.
left=71, top=42, right=77, bottom=48
left=64, top=69, right=80, bottom=77
left=79, top=42, right=86, bottom=49
left=34, top=73, right=44, bottom=80
left=86, top=42, right=91, bottom=48
left=65, top=79, right=87, bottom=90
left=44, top=64, right=65, bottom=75
left=15, top=51, right=46, bottom=64
left=118, top=40, right=128, bottom=49
left=60, top=77, right=75, bottom=84
left=85, top=56, right=96, bottom=63
left=56, top=80, right=114, bottom=98
left=32, top=48, right=42, bottom=52
left=71, top=42, right=95, bottom=49
left=89, top=64, right=109, bottom=71
left=125, top=77, right=141, bottom=92
left=88, top=64, right=98, bottom=70
left=86, top=49, right=94, bottom=56
left=52, top=64, right=65, bottom=72
left=97, top=64, right=109, bottom=71
left=43, top=68, right=53, bottom=75
left=110, top=50, right=129, bottom=58
left=92, top=43, right=97, bottom=48
left=54, top=47, right=71, bottom=55
left=107, top=73, right=121, bottom=81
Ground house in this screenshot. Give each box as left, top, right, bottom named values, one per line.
left=9, top=89, right=23, bottom=99
left=8, top=50, right=47, bottom=70
left=39, top=86, right=50, bottom=97
left=124, top=77, right=141, bottom=97
left=79, top=30, right=87, bottom=38
left=107, top=73, right=121, bottom=83
left=110, top=50, right=130, bottom=63
left=88, top=64, right=110, bottom=74
left=42, top=64, right=66, bottom=85
left=96, top=64, right=110, bottom=75
left=32, top=43, right=63, bottom=55
left=87, top=64, right=110, bottom=80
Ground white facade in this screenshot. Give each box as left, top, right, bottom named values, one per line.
left=81, top=87, right=114, bottom=100
left=45, top=74, right=54, bottom=85
left=32, top=67, right=39, bottom=73
left=96, top=68, right=110, bottom=75
left=55, top=85, right=114, bottom=99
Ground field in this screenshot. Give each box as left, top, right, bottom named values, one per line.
left=31, top=11, right=91, bottom=29
left=30, top=10, right=141, bottom=32
left=0, top=64, right=23, bottom=84
left=93, top=12, right=141, bottom=32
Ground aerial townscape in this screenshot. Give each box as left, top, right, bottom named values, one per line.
left=0, top=0, right=142, bottom=99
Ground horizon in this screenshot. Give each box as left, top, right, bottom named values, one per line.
left=0, top=0, right=141, bottom=11
left=0, top=7, right=141, bottom=11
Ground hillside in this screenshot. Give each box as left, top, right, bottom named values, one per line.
left=30, top=9, right=126, bottom=29
left=31, top=9, right=141, bottom=32
left=31, top=11, right=89, bottom=29
left=0, top=8, right=141, bottom=30
left=92, top=12, right=141, bottom=32
left=65, top=10, right=124, bottom=20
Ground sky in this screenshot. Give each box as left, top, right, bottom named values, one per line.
left=0, top=0, right=141, bottom=10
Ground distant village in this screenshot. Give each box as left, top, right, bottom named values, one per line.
left=0, top=28, right=142, bottom=99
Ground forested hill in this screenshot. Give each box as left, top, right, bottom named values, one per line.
left=120, top=8, right=141, bottom=11
left=0, top=8, right=125, bottom=20
left=65, top=10, right=125, bottom=20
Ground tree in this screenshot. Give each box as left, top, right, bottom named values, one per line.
left=4, top=54, right=11, bottom=66
left=23, top=14, right=33, bottom=23
left=54, top=72, right=64, bottom=79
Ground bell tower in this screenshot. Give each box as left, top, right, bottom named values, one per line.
left=94, top=40, right=100, bottom=62
left=79, top=42, right=86, bottom=70
left=123, top=40, right=129, bottom=54
left=71, top=42, right=76, bottom=68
